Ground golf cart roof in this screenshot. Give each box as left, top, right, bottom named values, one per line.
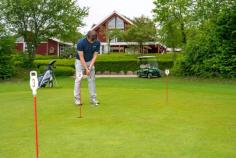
left=138, top=56, right=156, bottom=59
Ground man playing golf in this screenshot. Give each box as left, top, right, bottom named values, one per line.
left=74, top=30, right=100, bottom=106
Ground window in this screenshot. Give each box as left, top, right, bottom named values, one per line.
left=116, top=17, right=124, bottom=29
left=108, top=17, right=116, bottom=29
left=108, top=16, right=125, bottom=29
left=117, top=38, right=124, bottom=42
left=110, top=38, right=116, bottom=43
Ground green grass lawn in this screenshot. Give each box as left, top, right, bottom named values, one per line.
left=0, top=77, right=236, bottom=158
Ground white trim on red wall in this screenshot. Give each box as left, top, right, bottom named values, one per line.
left=16, top=42, right=26, bottom=52
left=57, top=42, right=59, bottom=56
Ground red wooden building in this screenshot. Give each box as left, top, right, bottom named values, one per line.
left=16, top=37, right=73, bottom=56
left=91, top=11, right=166, bottom=53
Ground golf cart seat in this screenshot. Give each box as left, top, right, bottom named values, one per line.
left=140, top=64, right=146, bottom=69
left=140, top=64, right=150, bottom=69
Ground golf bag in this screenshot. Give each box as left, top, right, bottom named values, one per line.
left=38, top=60, right=57, bottom=88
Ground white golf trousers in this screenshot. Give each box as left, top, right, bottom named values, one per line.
left=74, top=59, right=96, bottom=102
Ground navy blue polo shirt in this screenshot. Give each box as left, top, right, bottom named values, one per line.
left=76, top=38, right=100, bottom=62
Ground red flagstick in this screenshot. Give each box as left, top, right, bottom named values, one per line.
left=34, top=96, right=39, bottom=158
left=30, top=71, right=39, bottom=158
left=166, top=76, right=168, bottom=103
left=165, top=69, right=170, bottom=103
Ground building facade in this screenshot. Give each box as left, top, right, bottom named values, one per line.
left=16, top=37, right=73, bottom=56
left=91, top=11, right=166, bottom=53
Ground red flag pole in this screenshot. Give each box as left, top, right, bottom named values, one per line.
left=34, top=96, right=39, bottom=158
left=166, top=76, right=168, bottom=103
left=30, top=71, right=39, bottom=158
left=165, top=69, right=170, bottom=104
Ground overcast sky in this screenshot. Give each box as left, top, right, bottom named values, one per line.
left=77, top=0, right=156, bottom=33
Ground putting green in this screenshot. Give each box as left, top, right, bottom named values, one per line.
left=0, top=77, right=236, bottom=158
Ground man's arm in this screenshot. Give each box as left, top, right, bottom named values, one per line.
left=89, top=42, right=100, bottom=69
left=88, top=52, right=98, bottom=70
left=78, top=51, right=90, bottom=74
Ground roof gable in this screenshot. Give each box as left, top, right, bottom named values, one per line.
left=91, top=11, right=133, bottom=31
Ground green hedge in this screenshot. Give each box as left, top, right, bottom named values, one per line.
left=35, top=55, right=60, bottom=60
left=35, top=59, right=174, bottom=73
left=39, top=65, right=74, bottom=76
left=95, top=60, right=173, bottom=72
left=95, top=61, right=138, bottom=72
left=35, top=53, right=181, bottom=61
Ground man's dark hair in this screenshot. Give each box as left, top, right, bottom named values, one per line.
left=86, top=30, right=97, bottom=39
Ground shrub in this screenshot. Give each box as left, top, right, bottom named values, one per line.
left=34, top=53, right=176, bottom=76
left=95, top=61, right=138, bottom=72
left=96, top=60, right=173, bottom=72
left=39, top=65, right=74, bottom=76
left=13, top=53, right=36, bottom=68
left=0, top=36, right=15, bottom=79
left=34, top=59, right=75, bottom=69
left=35, top=58, right=174, bottom=73
left=35, top=55, right=59, bottom=60
left=174, top=5, right=236, bottom=78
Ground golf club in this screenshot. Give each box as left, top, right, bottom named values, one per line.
left=78, top=70, right=83, bottom=118
left=79, top=81, right=82, bottom=118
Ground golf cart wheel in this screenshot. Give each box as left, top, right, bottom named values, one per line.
left=147, top=73, right=152, bottom=79
left=49, top=81, right=54, bottom=88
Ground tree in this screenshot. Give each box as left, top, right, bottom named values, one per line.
left=0, top=24, right=4, bottom=37
left=61, top=31, right=83, bottom=47
left=0, top=1, right=5, bottom=37
left=60, top=30, right=84, bottom=57
left=153, top=0, right=192, bottom=48
left=174, top=3, right=236, bottom=78
left=193, top=0, right=235, bottom=24
left=0, top=4, right=15, bottom=79
left=0, top=36, right=15, bottom=79
left=121, top=16, right=157, bottom=54
left=159, top=20, right=182, bottom=52
left=1, top=0, right=88, bottom=63
left=105, top=29, right=122, bottom=53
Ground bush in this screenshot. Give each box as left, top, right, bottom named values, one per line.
left=34, top=53, right=176, bottom=76
left=174, top=5, right=236, bottom=78
left=96, top=60, right=173, bottom=73
left=96, top=53, right=181, bottom=62
left=13, top=53, right=36, bottom=68
left=0, top=36, right=15, bottom=79
left=34, top=53, right=178, bottom=70
left=95, top=61, right=138, bottom=72
left=35, top=58, right=174, bottom=74
left=35, top=59, right=75, bottom=69
left=39, top=65, right=74, bottom=76
left=35, top=55, right=60, bottom=60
